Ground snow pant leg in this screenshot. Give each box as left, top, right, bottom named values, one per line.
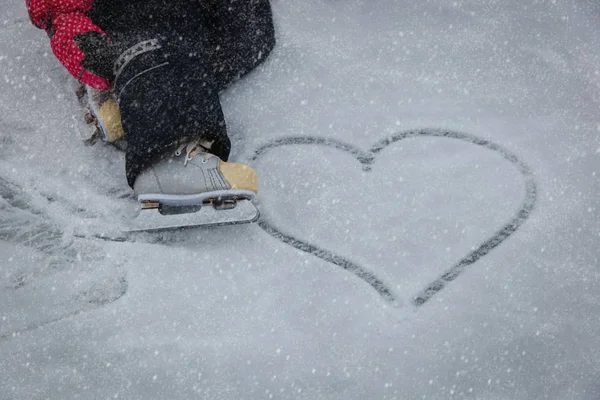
left=200, top=0, right=276, bottom=91
left=114, top=38, right=229, bottom=188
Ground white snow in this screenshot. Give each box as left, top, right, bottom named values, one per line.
left=1, top=0, right=599, bottom=399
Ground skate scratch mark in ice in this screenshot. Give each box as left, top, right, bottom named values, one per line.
left=0, top=277, right=128, bottom=341
left=252, top=129, right=537, bottom=307
left=0, top=116, right=34, bottom=133
left=0, top=18, right=30, bottom=32
left=0, top=117, right=34, bottom=151
left=0, top=178, right=129, bottom=341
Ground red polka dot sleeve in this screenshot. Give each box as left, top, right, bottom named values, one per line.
left=26, top=0, right=111, bottom=91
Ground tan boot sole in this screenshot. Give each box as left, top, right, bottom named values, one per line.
left=96, top=97, right=125, bottom=142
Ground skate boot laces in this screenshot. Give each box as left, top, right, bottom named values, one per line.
left=174, top=139, right=212, bottom=167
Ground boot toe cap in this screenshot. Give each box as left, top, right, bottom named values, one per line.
left=219, top=162, right=258, bottom=193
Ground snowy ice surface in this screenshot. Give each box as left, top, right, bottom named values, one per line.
left=1, top=0, right=599, bottom=399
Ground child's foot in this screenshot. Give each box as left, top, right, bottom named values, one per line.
left=133, top=139, right=258, bottom=207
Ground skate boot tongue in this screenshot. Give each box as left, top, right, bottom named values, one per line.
left=174, top=139, right=213, bottom=166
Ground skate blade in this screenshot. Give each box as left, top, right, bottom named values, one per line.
left=125, top=198, right=260, bottom=233
left=136, top=189, right=256, bottom=207
left=73, top=114, right=100, bottom=143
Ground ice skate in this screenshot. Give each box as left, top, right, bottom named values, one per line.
left=76, top=85, right=125, bottom=145
left=127, top=139, right=260, bottom=232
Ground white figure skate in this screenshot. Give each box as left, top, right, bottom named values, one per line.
left=127, top=140, right=260, bottom=232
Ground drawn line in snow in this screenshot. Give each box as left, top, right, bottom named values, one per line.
left=251, top=128, right=537, bottom=307
left=378, top=130, right=537, bottom=306
left=258, top=220, right=397, bottom=304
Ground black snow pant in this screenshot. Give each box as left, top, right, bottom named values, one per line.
left=99, top=0, right=275, bottom=187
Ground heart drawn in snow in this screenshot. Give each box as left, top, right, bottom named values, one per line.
left=251, top=129, right=537, bottom=307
